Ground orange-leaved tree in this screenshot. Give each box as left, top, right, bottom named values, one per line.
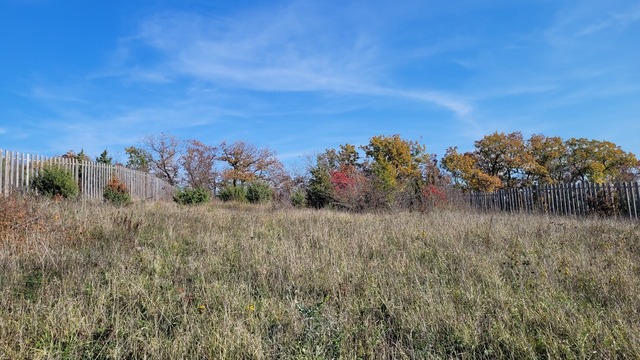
left=180, top=139, right=218, bottom=191
left=442, top=132, right=639, bottom=191
left=441, top=146, right=503, bottom=192
left=218, top=140, right=284, bottom=188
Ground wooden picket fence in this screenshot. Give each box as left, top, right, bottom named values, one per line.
left=468, top=182, right=640, bottom=220
left=0, top=149, right=175, bottom=201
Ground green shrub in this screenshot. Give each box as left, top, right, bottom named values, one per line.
left=306, top=166, right=333, bottom=209
left=174, top=187, right=210, bottom=205
left=103, top=176, right=132, bottom=205
left=31, top=166, right=79, bottom=199
left=246, top=181, right=273, bottom=203
left=290, top=188, right=307, bottom=207
left=218, top=185, right=247, bottom=202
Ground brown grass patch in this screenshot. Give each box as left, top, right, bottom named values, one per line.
left=1, top=199, right=639, bottom=358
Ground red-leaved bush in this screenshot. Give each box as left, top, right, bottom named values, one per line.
left=420, top=184, right=447, bottom=211
left=330, top=169, right=355, bottom=190
left=329, top=166, right=369, bottom=210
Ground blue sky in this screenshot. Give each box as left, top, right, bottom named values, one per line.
left=1, top=0, right=639, bottom=167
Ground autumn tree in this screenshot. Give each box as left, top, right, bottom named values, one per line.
left=564, top=138, right=638, bottom=183
left=441, top=147, right=502, bottom=192
left=304, top=135, right=448, bottom=210
left=443, top=132, right=554, bottom=191
left=525, top=134, right=566, bottom=184
left=337, top=143, right=359, bottom=169
left=441, top=147, right=473, bottom=187
left=332, top=144, right=369, bottom=210
left=180, top=140, right=218, bottom=191
left=329, top=165, right=369, bottom=210
left=422, top=153, right=446, bottom=186
left=361, top=135, right=426, bottom=178
left=442, top=132, right=639, bottom=191
left=473, top=131, right=531, bottom=188
left=306, top=144, right=364, bottom=209
left=142, top=133, right=181, bottom=186
left=360, top=134, right=432, bottom=206
left=218, top=141, right=283, bottom=187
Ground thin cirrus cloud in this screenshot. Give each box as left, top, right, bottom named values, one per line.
left=117, top=4, right=473, bottom=118
left=575, top=3, right=640, bottom=36
left=4, top=0, right=639, bottom=161
left=29, top=86, right=89, bottom=104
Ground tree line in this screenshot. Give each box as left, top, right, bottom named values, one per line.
left=442, top=132, right=639, bottom=192
left=60, top=131, right=639, bottom=209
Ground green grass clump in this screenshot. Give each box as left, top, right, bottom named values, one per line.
left=1, top=199, right=639, bottom=358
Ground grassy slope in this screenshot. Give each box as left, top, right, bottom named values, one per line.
left=1, top=199, right=639, bottom=359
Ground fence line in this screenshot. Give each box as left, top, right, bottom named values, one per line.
left=0, top=149, right=175, bottom=201
left=468, top=182, right=640, bottom=220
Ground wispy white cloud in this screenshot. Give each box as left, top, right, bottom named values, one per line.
left=5, top=0, right=640, bottom=162
left=472, top=85, right=558, bottom=100
left=368, top=87, right=473, bottom=117
left=29, top=85, right=88, bottom=104
left=13, top=90, right=240, bottom=157
left=114, top=3, right=473, bottom=117
left=575, top=3, right=640, bottom=36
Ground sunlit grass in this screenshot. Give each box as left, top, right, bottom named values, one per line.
left=1, top=196, right=639, bottom=358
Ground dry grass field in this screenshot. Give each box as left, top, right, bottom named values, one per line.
left=1, top=196, right=640, bottom=359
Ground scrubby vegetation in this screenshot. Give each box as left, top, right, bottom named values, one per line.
left=103, top=175, right=132, bottom=205
left=1, top=195, right=639, bottom=358
left=51, top=131, right=637, bottom=211
left=30, top=166, right=79, bottom=199
left=290, top=188, right=307, bottom=208
left=173, top=187, right=211, bottom=205
left=246, top=181, right=274, bottom=203
left=218, top=185, right=248, bottom=203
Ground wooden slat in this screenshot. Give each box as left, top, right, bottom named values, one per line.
left=574, top=183, right=580, bottom=216
left=579, top=183, right=586, bottom=216
left=81, top=161, right=86, bottom=196
left=0, top=149, right=4, bottom=196
left=623, top=182, right=631, bottom=220
left=631, top=182, right=640, bottom=220
left=557, top=184, right=565, bottom=215
left=10, top=151, right=16, bottom=193
left=564, top=183, right=570, bottom=216
left=565, top=183, right=571, bottom=216
left=586, top=182, right=593, bottom=215
left=25, top=154, right=30, bottom=191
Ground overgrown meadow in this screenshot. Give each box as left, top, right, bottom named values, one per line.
left=1, top=196, right=639, bottom=359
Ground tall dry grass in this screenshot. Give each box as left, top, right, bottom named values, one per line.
left=1, top=196, right=639, bottom=359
